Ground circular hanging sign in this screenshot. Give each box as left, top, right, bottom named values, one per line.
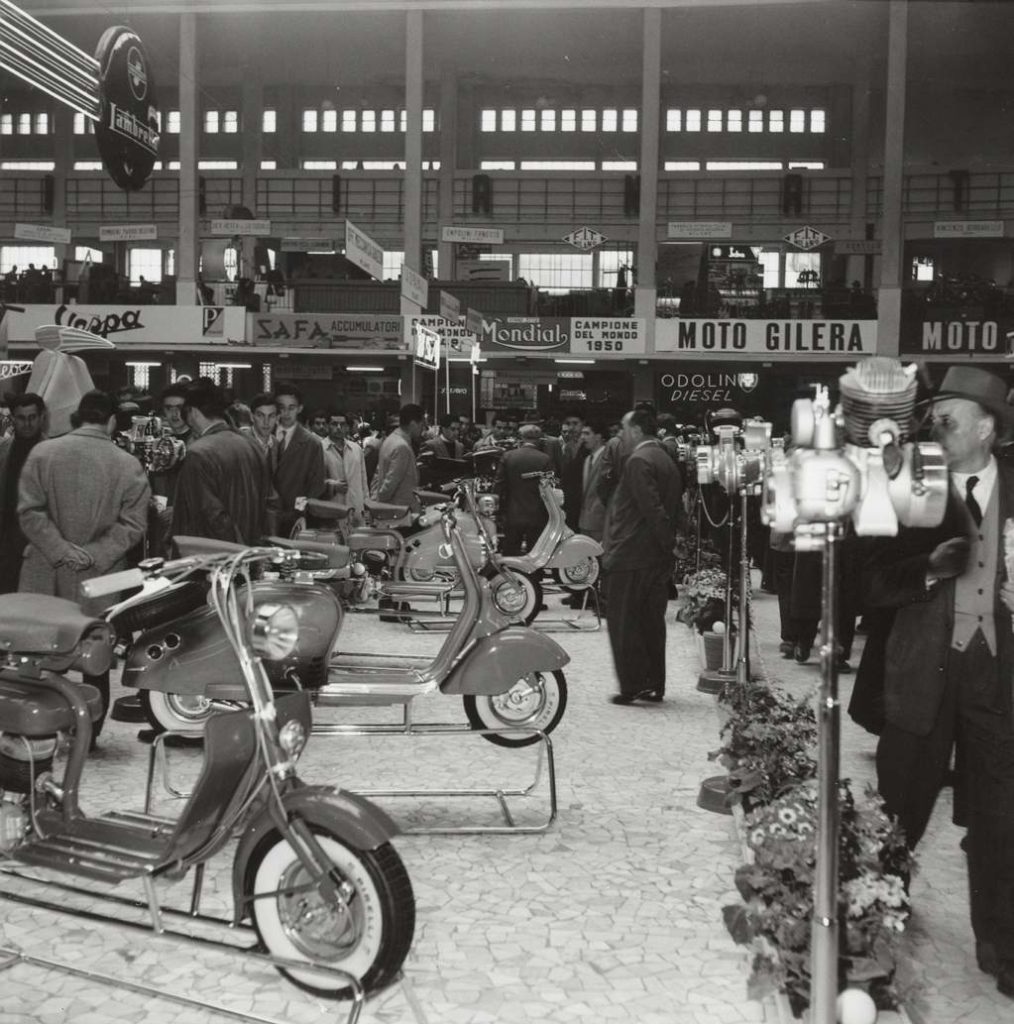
left=94, top=27, right=160, bottom=192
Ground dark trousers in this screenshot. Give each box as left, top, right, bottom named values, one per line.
left=83, top=671, right=110, bottom=738
left=772, top=549, right=819, bottom=646
left=605, top=564, right=669, bottom=696
left=501, top=517, right=546, bottom=557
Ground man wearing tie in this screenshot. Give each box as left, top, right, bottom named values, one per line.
left=578, top=420, right=607, bottom=542
left=867, top=366, right=1014, bottom=999
left=272, top=383, right=325, bottom=536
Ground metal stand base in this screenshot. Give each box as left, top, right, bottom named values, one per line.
left=696, top=774, right=733, bottom=816
left=697, top=669, right=735, bottom=694
left=531, top=584, right=602, bottom=633
left=146, top=708, right=558, bottom=837
left=0, top=865, right=365, bottom=1024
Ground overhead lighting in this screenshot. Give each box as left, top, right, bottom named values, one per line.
left=555, top=359, right=595, bottom=365
left=346, top=366, right=385, bottom=372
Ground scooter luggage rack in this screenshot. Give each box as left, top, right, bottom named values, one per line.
left=0, top=855, right=367, bottom=1024
left=145, top=708, right=558, bottom=837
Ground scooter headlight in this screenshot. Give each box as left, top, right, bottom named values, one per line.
left=250, top=603, right=299, bottom=660
left=278, top=719, right=307, bottom=760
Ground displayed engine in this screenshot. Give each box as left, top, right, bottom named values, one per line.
left=762, top=356, right=948, bottom=547
left=116, top=414, right=186, bottom=474
left=695, top=417, right=773, bottom=496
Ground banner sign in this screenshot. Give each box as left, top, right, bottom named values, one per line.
left=901, top=318, right=1014, bottom=357
left=6, top=304, right=244, bottom=344
left=667, top=222, right=732, bottom=240
left=569, top=318, right=646, bottom=355
left=834, top=239, right=881, bottom=255
left=441, top=226, right=504, bottom=245
left=562, top=227, right=607, bottom=251
left=482, top=317, right=569, bottom=354
left=439, top=290, right=461, bottom=323
left=413, top=324, right=440, bottom=371
left=657, top=369, right=765, bottom=409
left=466, top=308, right=484, bottom=336
left=783, top=226, right=832, bottom=250
left=344, top=220, right=384, bottom=280
left=656, top=318, right=878, bottom=357
left=15, top=223, right=71, bottom=245
left=211, top=219, right=271, bottom=236
left=275, top=363, right=334, bottom=380
left=933, top=220, right=1004, bottom=239
left=99, top=224, right=158, bottom=242
left=405, top=315, right=476, bottom=360
left=400, top=264, right=429, bottom=307
left=250, top=314, right=405, bottom=351
left=280, top=237, right=333, bottom=252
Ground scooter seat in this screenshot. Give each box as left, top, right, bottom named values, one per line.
left=0, top=594, right=106, bottom=657
left=365, top=499, right=409, bottom=519
left=414, top=489, right=448, bottom=507
left=174, top=535, right=248, bottom=557
left=347, top=530, right=401, bottom=553
left=304, top=498, right=352, bottom=521
left=266, top=536, right=352, bottom=569
left=0, top=674, right=102, bottom=734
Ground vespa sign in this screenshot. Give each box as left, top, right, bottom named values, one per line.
left=6, top=304, right=244, bottom=344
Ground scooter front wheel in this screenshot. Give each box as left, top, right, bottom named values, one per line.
left=489, top=569, right=542, bottom=625
left=140, top=689, right=218, bottom=736
left=247, top=830, right=414, bottom=998
left=554, top=556, right=601, bottom=592
left=463, top=669, right=567, bottom=747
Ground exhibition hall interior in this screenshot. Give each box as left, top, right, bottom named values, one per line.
left=0, top=1, right=1012, bottom=1022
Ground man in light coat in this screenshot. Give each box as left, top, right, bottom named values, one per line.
left=371, top=403, right=424, bottom=514
left=322, top=411, right=368, bottom=520
left=18, top=389, right=150, bottom=737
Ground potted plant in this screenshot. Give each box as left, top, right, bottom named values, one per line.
left=677, top=568, right=727, bottom=631
left=722, top=780, right=914, bottom=1018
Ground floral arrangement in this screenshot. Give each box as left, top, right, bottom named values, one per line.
left=710, top=684, right=818, bottom=808
left=677, top=567, right=728, bottom=632
left=723, top=780, right=914, bottom=1017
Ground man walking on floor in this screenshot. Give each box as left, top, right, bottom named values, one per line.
left=603, top=408, right=682, bottom=705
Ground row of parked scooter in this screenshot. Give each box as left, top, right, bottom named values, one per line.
left=0, top=465, right=601, bottom=1011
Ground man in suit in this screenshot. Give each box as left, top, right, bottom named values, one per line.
left=0, top=393, right=46, bottom=592
left=273, top=382, right=325, bottom=535
left=559, top=412, right=587, bottom=532
left=171, top=379, right=270, bottom=546
left=420, top=413, right=465, bottom=488
left=18, top=389, right=150, bottom=738
left=494, top=423, right=552, bottom=556
left=578, top=420, right=608, bottom=542
left=868, top=366, right=1014, bottom=998
left=602, top=408, right=682, bottom=705
left=371, top=403, right=424, bottom=513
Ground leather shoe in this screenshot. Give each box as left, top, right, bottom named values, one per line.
left=610, top=689, right=661, bottom=705
left=779, top=641, right=794, bottom=659
left=977, top=941, right=998, bottom=976
left=794, top=643, right=812, bottom=664
left=997, top=960, right=1014, bottom=998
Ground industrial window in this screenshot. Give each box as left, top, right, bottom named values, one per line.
left=912, top=256, right=934, bottom=282
left=519, top=160, right=595, bottom=170
left=381, top=109, right=396, bottom=132
left=541, top=109, right=556, bottom=131
left=260, top=160, right=277, bottom=169
left=601, top=161, right=636, bottom=171
left=167, top=110, right=180, bottom=133
left=666, top=109, right=681, bottom=132
left=167, top=161, right=180, bottom=170
left=481, top=109, right=497, bottom=132
left=0, top=160, right=55, bottom=170
left=521, top=109, right=537, bottom=132
left=423, top=109, right=436, bottom=132
left=128, top=248, right=163, bottom=285
left=360, top=110, right=376, bottom=132
left=360, top=160, right=403, bottom=169
left=768, top=109, right=784, bottom=133
left=423, top=161, right=441, bottom=170
left=0, top=114, right=12, bottom=135
left=17, top=113, right=30, bottom=134
left=204, top=110, right=219, bottom=133
left=518, top=253, right=592, bottom=293
left=789, top=108, right=806, bottom=133
left=810, top=108, right=826, bottom=133
left=785, top=251, right=820, bottom=287
left=34, top=112, right=48, bottom=134
left=223, top=110, right=239, bottom=133
left=499, top=109, right=516, bottom=131
left=125, top=362, right=159, bottom=391
left=706, top=160, right=783, bottom=170
left=727, top=109, right=743, bottom=132
left=198, top=160, right=238, bottom=169
left=302, top=159, right=337, bottom=169
left=748, top=110, right=764, bottom=133
left=342, top=110, right=357, bottom=132
left=262, top=109, right=276, bottom=133
left=600, top=249, right=634, bottom=288
left=622, top=109, right=637, bottom=131
left=560, top=109, right=576, bottom=132
left=75, top=246, right=103, bottom=262
left=664, top=161, right=701, bottom=171
left=321, top=109, right=337, bottom=132
left=72, top=161, right=103, bottom=171
left=788, top=161, right=825, bottom=170
left=601, top=109, right=618, bottom=132
left=685, top=109, right=701, bottom=132
left=707, top=109, right=723, bottom=132
left=302, top=109, right=318, bottom=132
left=0, top=246, right=55, bottom=273
left=758, top=250, right=780, bottom=288
left=481, top=160, right=516, bottom=170
left=382, top=251, right=404, bottom=281
left=581, top=109, right=596, bottom=132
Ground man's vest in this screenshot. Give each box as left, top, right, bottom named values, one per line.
left=953, top=481, right=999, bottom=655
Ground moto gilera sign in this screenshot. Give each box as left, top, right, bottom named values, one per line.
left=656, top=319, right=878, bottom=357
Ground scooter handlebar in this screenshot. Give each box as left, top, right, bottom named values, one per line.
left=80, top=567, right=145, bottom=599
left=521, top=470, right=554, bottom=480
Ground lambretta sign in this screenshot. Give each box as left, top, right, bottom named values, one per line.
left=656, top=319, right=877, bottom=356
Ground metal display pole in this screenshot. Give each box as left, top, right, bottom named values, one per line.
left=445, top=359, right=451, bottom=415
left=697, top=493, right=737, bottom=693
left=695, top=488, right=703, bottom=573
left=810, top=520, right=842, bottom=1024
left=735, top=487, right=751, bottom=685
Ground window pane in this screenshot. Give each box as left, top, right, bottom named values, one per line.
left=223, top=110, right=238, bottom=133
left=0, top=160, right=55, bottom=170
left=622, top=108, right=637, bottom=131
left=382, top=251, right=404, bottom=281
left=685, top=109, right=701, bottom=132
left=167, top=110, right=181, bottom=133
left=204, top=110, right=219, bottom=133
left=262, top=108, right=276, bottom=133
left=519, top=160, right=595, bottom=170
left=17, top=113, right=30, bottom=135
left=540, top=108, right=556, bottom=131
left=666, top=108, right=682, bottom=132
left=361, top=110, right=376, bottom=132
left=400, top=110, right=407, bottom=131
left=481, top=108, right=497, bottom=132
left=599, top=249, right=634, bottom=287
left=521, top=108, right=536, bottom=131
left=128, top=248, right=163, bottom=285
left=707, top=108, right=723, bottom=132
left=748, top=110, right=764, bottom=133
left=480, top=161, right=516, bottom=170
left=517, top=253, right=592, bottom=293
left=34, top=112, right=48, bottom=134
left=705, top=160, right=783, bottom=170
left=0, top=246, right=55, bottom=274
left=260, top=160, right=277, bottom=170
left=321, top=109, right=337, bottom=132
left=423, top=109, right=435, bottom=131
left=727, top=109, right=742, bottom=132
left=342, top=110, right=357, bottom=132
left=788, top=161, right=825, bottom=170
left=769, top=109, right=784, bottom=132
left=75, top=246, right=103, bottom=262
left=789, top=108, right=806, bottom=133
left=581, top=108, right=596, bottom=132
left=197, top=160, right=238, bottom=170
left=560, top=108, right=576, bottom=132
left=380, top=109, right=396, bottom=132
left=1, top=114, right=13, bottom=135
left=302, top=159, right=337, bottom=170
left=758, top=249, right=780, bottom=288
left=501, top=108, right=516, bottom=131
left=785, top=251, right=820, bottom=288
left=601, top=161, right=636, bottom=171
left=72, top=161, right=104, bottom=170
left=302, top=109, right=318, bottom=132
left=810, top=108, right=826, bottom=133
left=601, top=108, right=617, bottom=131
left=664, top=161, right=701, bottom=171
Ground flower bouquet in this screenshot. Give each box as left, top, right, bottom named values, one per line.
left=677, top=567, right=728, bottom=633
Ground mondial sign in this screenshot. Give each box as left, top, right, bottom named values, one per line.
left=656, top=318, right=877, bottom=356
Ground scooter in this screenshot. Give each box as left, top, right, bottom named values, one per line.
left=0, top=545, right=414, bottom=1003
left=119, top=507, right=571, bottom=747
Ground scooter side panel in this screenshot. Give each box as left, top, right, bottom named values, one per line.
left=545, top=533, right=603, bottom=567
left=230, top=784, right=400, bottom=922
left=440, top=626, right=570, bottom=696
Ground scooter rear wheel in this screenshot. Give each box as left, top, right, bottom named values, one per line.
left=247, top=829, right=414, bottom=998
left=140, top=689, right=218, bottom=736
left=554, top=556, right=601, bottom=592
left=489, top=569, right=542, bottom=625
left=463, top=669, right=567, bottom=747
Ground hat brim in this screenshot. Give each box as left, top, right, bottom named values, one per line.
left=929, top=389, right=1014, bottom=429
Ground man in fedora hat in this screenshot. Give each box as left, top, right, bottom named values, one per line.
left=863, top=364, right=1014, bottom=997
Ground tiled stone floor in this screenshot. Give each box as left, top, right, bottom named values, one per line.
left=0, top=584, right=1005, bottom=1023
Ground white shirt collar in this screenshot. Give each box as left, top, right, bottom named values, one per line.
left=952, top=455, right=998, bottom=510
left=277, top=422, right=297, bottom=442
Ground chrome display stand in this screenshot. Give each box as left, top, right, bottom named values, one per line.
left=147, top=709, right=558, bottom=837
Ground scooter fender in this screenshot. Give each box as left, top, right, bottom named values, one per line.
left=441, top=626, right=570, bottom=696
left=231, top=784, right=400, bottom=923
left=545, top=533, right=603, bottom=569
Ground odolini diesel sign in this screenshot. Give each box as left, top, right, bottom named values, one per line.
left=655, top=318, right=877, bottom=357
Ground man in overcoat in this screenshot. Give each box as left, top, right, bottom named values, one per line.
left=494, top=423, right=552, bottom=556
left=867, top=365, right=1014, bottom=998
left=0, top=393, right=46, bottom=592
left=273, top=383, right=325, bottom=535
left=371, top=403, right=424, bottom=514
